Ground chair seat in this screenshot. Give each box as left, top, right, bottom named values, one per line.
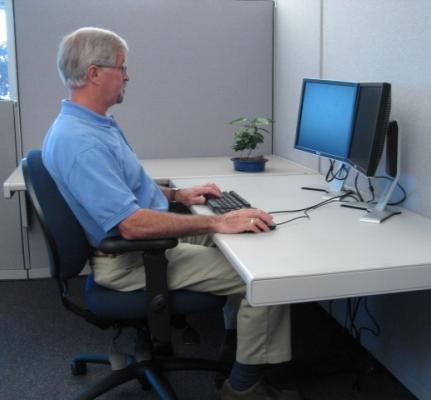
left=85, top=274, right=226, bottom=320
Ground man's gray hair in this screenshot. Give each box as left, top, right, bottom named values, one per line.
left=57, top=27, right=129, bottom=89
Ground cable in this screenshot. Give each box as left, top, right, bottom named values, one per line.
left=325, top=160, right=336, bottom=182
left=270, top=192, right=354, bottom=227
left=367, top=178, right=375, bottom=203
left=325, top=160, right=350, bottom=183
left=269, top=191, right=354, bottom=215
left=358, top=297, right=382, bottom=340
left=275, top=210, right=310, bottom=226
left=354, top=173, right=364, bottom=202
left=374, top=175, right=407, bottom=206
left=344, top=296, right=381, bottom=344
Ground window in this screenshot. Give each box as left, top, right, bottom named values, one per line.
left=0, top=0, right=16, bottom=100
left=0, top=4, right=9, bottom=98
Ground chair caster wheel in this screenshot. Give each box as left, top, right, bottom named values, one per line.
left=71, top=361, right=87, bottom=376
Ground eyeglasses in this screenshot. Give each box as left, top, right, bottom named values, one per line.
left=95, top=64, right=128, bottom=75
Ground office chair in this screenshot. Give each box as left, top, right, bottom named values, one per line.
left=22, top=150, right=229, bottom=400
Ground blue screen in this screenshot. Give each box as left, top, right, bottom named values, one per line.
left=295, top=80, right=358, bottom=161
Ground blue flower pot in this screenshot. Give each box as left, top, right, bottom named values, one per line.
left=231, top=157, right=268, bottom=172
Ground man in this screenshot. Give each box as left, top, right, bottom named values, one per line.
left=43, top=27, right=299, bottom=400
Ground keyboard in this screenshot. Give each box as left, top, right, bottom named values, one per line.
left=206, top=191, right=252, bottom=214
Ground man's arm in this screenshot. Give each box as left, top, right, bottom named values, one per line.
left=159, top=183, right=222, bottom=207
left=118, top=208, right=274, bottom=240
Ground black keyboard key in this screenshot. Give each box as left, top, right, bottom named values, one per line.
left=206, top=190, right=252, bottom=214
left=228, top=191, right=251, bottom=207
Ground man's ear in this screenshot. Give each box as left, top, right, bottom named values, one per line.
left=87, top=65, right=101, bottom=85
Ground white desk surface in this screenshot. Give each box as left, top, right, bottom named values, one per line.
left=3, top=155, right=315, bottom=198
left=172, top=174, right=431, bottom=306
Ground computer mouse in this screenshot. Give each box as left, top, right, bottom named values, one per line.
left=243, top=223, right=276, bottom=234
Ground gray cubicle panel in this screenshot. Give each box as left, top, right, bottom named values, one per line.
left=13, top=0, right=273, bottom=276
left=14, top=0, right=273, bottom=159
left=0, top=101, right=25, bottom=278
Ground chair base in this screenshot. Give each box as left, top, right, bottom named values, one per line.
left=73, top=353, right=230, bottom=400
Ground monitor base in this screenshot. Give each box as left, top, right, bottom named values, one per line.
left=360, top=206, right=401, bottom=224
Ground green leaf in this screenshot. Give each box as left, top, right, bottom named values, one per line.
left=252, top=117, right=272, bottom=125
left=229, top=117, right=249, bottom=125
left=230, top=116, right=272, bottom=157
left=255, top=132, right=264, bottom=143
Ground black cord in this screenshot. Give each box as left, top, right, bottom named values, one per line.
left=325, top=160, right=336, bottom=182
left=374, top=175, right=407, bottom=206
left=269, top=191, right=353, bottom=215
left=358, top=297, right=382, bottom=339
left=270, top=192, right=354, bottom=227
left=343, top=192, right=361, bottom=202
left=325, top=160, right=350, bottom=183
left=354, top=173, right=364, bottom=202
left=349, top=298, right=362, bottom=340
left=344, top=297, right=381, bottom=344
left=367, top=178, right=375, bottom=203
left=275, top=210, right=310, bottom=226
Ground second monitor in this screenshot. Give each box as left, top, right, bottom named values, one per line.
left=295, top=79, right=359, bottom=162
left=295, top=78, right=359, bottom=195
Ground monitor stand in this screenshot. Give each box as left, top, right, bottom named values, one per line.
left=302, top=161, right=350, bottom=199
left=340, top=121, right=402, bottom=223
left=360, top=183, right=401, bottom=223
left=361, top=121, right=401, bottom=223
left=341, top=187, right=401, bottom=221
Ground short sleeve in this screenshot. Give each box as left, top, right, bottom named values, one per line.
left=67, top=146, right=140, bottom=233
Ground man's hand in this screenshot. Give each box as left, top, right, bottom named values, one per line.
left=175, top=183, right=222, bottom=206
left=214, top=208, right=275, bottom=234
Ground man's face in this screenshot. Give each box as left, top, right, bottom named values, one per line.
left=99, top=51, right=129, bottom=106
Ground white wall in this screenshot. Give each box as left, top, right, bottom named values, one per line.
left=274, top=1, right=431, bottom=398
left=273, top=0, right=320, bottom=170
left=322, top=0, right=431, bottom=217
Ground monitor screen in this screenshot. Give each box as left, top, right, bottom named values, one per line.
left=348, top=83, right=391, bottom=176
left=295, top=79, right=359, bottom=161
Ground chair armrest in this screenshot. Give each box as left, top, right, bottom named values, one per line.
left=96, top=235, right=178, bottom=343
left=97, top=236, right=178, bottom=254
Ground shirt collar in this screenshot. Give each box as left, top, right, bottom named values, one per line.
left=60, top=99, right=115, bottom=128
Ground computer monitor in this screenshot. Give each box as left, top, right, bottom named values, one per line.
left=343, top=83, right=401, bottom=223
left=295, top=79, right=359, bottom=195
left=347, top=83, right=391, bottom=177
left=295, top=79, right=359, bottom=162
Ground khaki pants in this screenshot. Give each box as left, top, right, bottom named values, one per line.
left=90, top=236, right=291, bottom=365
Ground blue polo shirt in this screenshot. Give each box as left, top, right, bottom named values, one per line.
left=42, top=100, right=168, bottom=246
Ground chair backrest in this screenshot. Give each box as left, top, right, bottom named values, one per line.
left=22, top=150, right=91, bottom=280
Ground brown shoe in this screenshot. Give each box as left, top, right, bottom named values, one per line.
left=220, top=380, right=301, bottom=400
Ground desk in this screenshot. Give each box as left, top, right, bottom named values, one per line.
left=3, top=155, right=315, bottom=198
left=1, top=154, right=315, bottom=279
left=172, top=174, right=431, bottom=306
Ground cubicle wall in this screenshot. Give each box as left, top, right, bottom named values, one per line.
left=273, top=1, right=431, bottom=398
left=9, top=0, right=273, bottom=274
left=273, top=0, right=320, bottom=171
left=14, top=0, right=273, bottom=159
left=0, top=101, right=25, bottom=278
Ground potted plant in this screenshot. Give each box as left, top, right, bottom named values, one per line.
left=230, top=117, right=273, bottom=172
